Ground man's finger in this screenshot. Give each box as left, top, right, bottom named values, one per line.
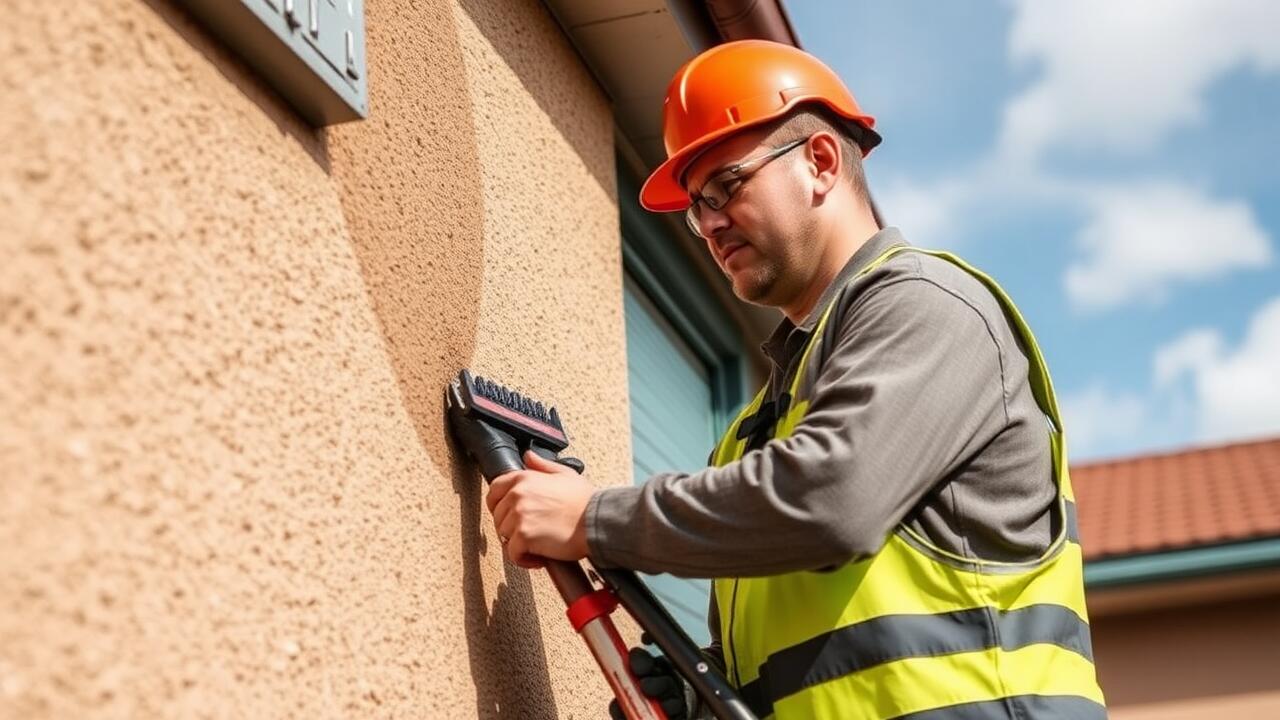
left=496, top=512, right=519, bottom=550
left=505, top=530, right=528, bottom=565
left=652, top=655, right=673, bottom=676
left=639, top=674, right=679, bottom=698
left=628, top=647, right=656, bottom=676
left=489, top=478, right=522, bottom=530
left=486, top=472, right=520, bottom=513
left=522, top=450, right=566, bottom=474
left=661, top=695, right=687, bottom=719
left=514, top=552, right=546, bottom=570
left=502, top=528, right=546, bottom=569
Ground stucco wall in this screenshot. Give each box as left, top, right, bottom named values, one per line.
left=1092, top=594, right=1280, bottom=719
left=0, top=0, right=627, bottom=717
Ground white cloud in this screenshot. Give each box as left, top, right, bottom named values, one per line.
left=1155, top=296, right=1280, bottom=442
left=875, top=176, right=965, bottom=249
left=1060, top=384, right=1148, bottom=459
left=873, top=158, right=1068, bottom=249
left=1154, top=328, right=1221, bottom=387
left=1012, top=2, right=1280, bottom=449
left=1063, top=183, right=1271, bottom=311
left=878, top=1, right=1279, bottom=307
left=1000, top=0, right=1280, bottom=164
left=1064, top=297, right=1280, bottom=458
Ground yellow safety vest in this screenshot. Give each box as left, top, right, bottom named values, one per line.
left=710, top=247, right=1106, bottom=719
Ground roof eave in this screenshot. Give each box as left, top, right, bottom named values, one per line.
left=1085, top=537, right=1280, bottom=589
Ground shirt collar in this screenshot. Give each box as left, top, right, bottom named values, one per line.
left=760, top=227, right=908, bottom=368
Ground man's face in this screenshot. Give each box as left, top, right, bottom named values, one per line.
left=683, top=130, right=818, bottom=309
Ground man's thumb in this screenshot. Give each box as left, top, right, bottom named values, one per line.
left=522, top=449, right=561, bottom=471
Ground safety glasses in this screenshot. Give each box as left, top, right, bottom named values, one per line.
left=684, top=136, right=810, bottom=239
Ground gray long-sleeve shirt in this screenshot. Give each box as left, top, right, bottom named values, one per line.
left=585, top=227, right=1055, bottom=580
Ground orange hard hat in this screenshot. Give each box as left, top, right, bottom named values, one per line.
left=640, top=40, right=881, bottom=212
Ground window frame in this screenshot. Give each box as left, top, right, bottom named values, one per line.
left=618, top=165, right=751, bottom=432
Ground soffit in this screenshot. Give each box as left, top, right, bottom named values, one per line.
left=541, top=0, right=781, bottom=355
left=540, top=1, right=700, bottom=168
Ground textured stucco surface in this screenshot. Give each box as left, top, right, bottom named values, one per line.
left=0, top=0, right=627, bottom=717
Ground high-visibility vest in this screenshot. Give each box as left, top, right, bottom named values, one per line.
left=710, top=247, right=1106, bottom=719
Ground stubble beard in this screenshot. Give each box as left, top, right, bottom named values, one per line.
left=729, top=260, right=781, bottom=306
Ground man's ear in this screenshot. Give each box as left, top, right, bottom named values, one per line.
left=807, top=131, right=842, bottom=199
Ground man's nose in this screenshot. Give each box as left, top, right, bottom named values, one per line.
left=696, top=204, right=732, bottom=240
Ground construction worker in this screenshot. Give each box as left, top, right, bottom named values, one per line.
left=486, top=40, right=1106, bottom=719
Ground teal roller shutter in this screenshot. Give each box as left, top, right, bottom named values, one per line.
left=623, top=275, right=715, bottom=646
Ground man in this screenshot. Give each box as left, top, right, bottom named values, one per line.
left=486, top=40, right=1106, bottom=719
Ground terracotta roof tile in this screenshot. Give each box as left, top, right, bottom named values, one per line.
left=1071, top=435, right=1280, bottom=560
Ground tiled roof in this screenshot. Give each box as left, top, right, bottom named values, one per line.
left=1071, top=435, right=1280, bottom=560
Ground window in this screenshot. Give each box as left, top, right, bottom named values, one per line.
left=623, top=275, right=720, bottom=645
left=618, top=163, right=750, bottom=646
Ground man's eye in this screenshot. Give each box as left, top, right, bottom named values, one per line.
left=701, top=183, right=726, bottom=209
left=708, top=178, right=742, bottom=207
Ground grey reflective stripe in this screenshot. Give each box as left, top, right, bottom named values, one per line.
left=1065, top=499, right=1081, bottom=544
left=1002, top=604, right=1093, bottom=660
left=889, top=694, right=1108, bottom=720
left=738, top=680, right=770, bottom=720
left=739, top=604, right=1093, bottom=717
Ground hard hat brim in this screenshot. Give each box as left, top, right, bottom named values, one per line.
left=639, top=120, right=757, bottom=212
left=638, top=111, right=882, bottom=213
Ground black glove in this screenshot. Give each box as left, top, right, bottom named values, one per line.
left=608, top=645, right=690, bottom=720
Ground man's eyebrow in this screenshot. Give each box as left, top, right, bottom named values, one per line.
left=689, top=161, right=737, bottom=192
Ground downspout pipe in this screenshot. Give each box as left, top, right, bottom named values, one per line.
left=705, top=0, right=802, bottom=46
left=667, top=0, right=801, bottom=51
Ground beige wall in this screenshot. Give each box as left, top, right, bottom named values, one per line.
left=1, top=0, right=628, bottom=717
left=1091, top=593, right=1280, bottom=719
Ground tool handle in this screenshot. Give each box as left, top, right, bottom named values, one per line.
left=447, top=400, right=665, bottom=718
left=548, top=562, right=666, bottom=720
left=599, top=568, right=756, bottom=720
left=514, top=455, right=749, bottom=717
left=446, top=381, right=749, bottom=718
left=461, top=426, right=526, bottom=479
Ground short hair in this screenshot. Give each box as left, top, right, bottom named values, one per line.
left=760, top=105, right=873, bottom=205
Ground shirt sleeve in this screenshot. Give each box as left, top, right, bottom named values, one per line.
left=585, top=276, right=1010, bottom=577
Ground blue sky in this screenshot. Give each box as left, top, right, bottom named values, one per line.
left=788, top=0, right=1280, bottom=461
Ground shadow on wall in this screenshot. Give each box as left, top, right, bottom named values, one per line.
left=321, top=0, right=559, bottom=718
left=143, top=0, right=331, bottom=172
left=150, top=0, right=561, bottom=714
left=456, top=0, right=617, bottom=203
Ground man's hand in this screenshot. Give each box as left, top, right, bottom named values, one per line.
left=609, top=646, right=692, bottom=720
left=487, top=450, right=595, bottom=568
